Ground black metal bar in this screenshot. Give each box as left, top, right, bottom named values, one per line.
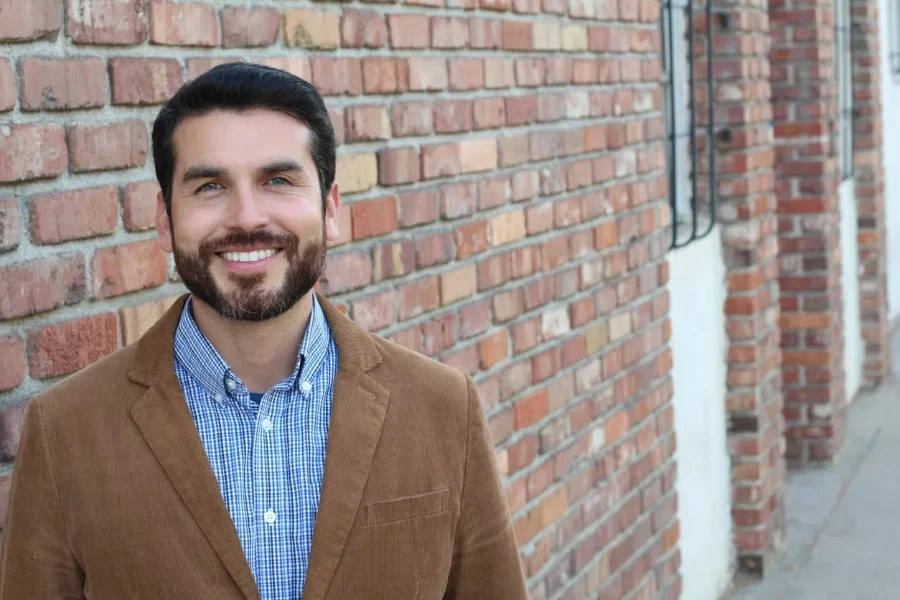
left=699, top=0, right=717, bottom=240
left=687, top=0, right=699, bottom=243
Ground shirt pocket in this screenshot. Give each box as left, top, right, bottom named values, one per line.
left=364, top=490, right=453, bottom=600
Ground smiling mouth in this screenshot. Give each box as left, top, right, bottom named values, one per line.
left=217, top=249, right=282, bottom=263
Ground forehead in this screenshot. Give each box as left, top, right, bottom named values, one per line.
left=171, top=109, right=313, bottom=173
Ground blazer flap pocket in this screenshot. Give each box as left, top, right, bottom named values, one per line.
left=367, top=489, right=449, bottom=526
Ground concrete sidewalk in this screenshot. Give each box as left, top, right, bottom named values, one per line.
left=730, top=336, right=900, bottom=600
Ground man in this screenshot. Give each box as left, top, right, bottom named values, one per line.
left=0, top=63, right=528, bottom=599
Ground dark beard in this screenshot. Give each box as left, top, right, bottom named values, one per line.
left=173, top=228, right=325, bottom=322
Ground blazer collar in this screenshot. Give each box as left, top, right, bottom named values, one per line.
left=127, top=293, right=388, bottom=600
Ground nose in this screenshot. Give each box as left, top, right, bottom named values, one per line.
left=222, top=183, right=269, bottom=231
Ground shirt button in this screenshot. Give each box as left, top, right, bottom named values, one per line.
left=226, top=379, right=236, bottom=390
left=301, top=381, right=312, bottom=394
left=261, top=417, right=273, bottom=432
left=264, top=510, right=276, bottom=525
left=214, top=393, right=223, bottom=403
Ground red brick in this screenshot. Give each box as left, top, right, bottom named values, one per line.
left=449, top=59, right=485, bottom=91
left=220, top=6, right=279, bottom=47
left=421, top=313, right=460, bottom=356
left=399, top=189, right=439, bottom=227
left=0, top=59, right=15, bottom=111
left=455, top=220, right=490, bottom=259
left=440, top=182, right=477, bottom=219
left=119, top=296, right=180, bottom=345
left=361, top=57, right=409, bottom=95
left=477, top=254, right=511, bottom=291
left=186, top=58, right=242, bottom=80
left=283, top=8, right=339, bottom=50
left=150, top=0, right=219, bottom=46
left=532, top=347, right=561, bottom=383
left=498, top=135, right=530, bottom=167
left=470, top=18, right=502, bottom=48
left=508, top=434, right=539, bottom=473
left=0, top=256, right=86, bottom=320
left=485, top=58, right=515, bottom=88
left=378, top=148, right=420, bottom=186
left=0, top=198, right=20, bottom=252
left=350, top=196, right=399, bottom=240
left=122, top=181, right=160, bottom=232
left=481, top=0, right=512, bottom=9
left=479, top=177, right=510, bottom=210
left=0, top=337, right=25, bottom=392
left=371, top=240, right=415, bottom=282
left=502, top=20, right=533, bottom=50
left=479, top=330, right=509, bottom=369
left=434, top=99, right=474, bottom=134
left=68, top=120, right=148, bottom=172
left=474, top=97, right=507, bottom=130
left=320, top=251, right=372, bottom=294
left=399, top=277, right=440, bottom=320
left=515, top=389, right=549, bottom=429
left=0, top=125, right=67, bottom=183
left=516, top=59, right=546, bottom=87
left=345, top=105, right=390, bottom=142
left=110, top=57, right=182, bottom=106
left=0, top=399, right=28, bottom=461
left=311, top=58, right=363, bottom=96
left=28, top=313, right=119, bottom=378
left=0, top=0, right=62, bottom=41
left=432, top=17, right=469, bottom=48
left=389, top=328, right=422, bottom=354
left=68, top=0, right=148, bottom=44
left=414, top=232, right=452, bottom=268
left=341, top=9, right=387, bottom=48
left=391, top=101, right=432, bottom=137
left=441, top=265, right=477, bottom=306
left=460, top=299, right=492, bottom=338
left=29, top=186, right=118, bottom=245
left=92, top=240, right=167, bottom=299
left=408, top=58, right=448, bottom=91
left=511, top=318, right=541, bottom=354
left=422, top=144, right=462, bottom=179
left=505, top=96, right=538, bottom=126
left=351, top=291, right=397, bottom=332
left=388, top=14, right=430, bottom=48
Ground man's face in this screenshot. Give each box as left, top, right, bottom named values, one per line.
left=156, top=109, right=340, bottom=322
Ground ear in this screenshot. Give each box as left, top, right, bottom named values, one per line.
left=156, top=191, right=174, bottom=253
left=324, top=183, right=342, bottom=245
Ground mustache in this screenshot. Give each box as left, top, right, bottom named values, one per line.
left=198, top=231, right=299, bottom=256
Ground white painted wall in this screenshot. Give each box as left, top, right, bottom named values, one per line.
left=839, top=179, right=863, bottom=402
left=668, top=228, right=732, bottom=600
left=879, top=0, right=900, bottom=322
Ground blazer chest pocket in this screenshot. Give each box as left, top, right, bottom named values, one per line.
left=364, top=490, right=453, bottom=600
left=366, top=489, right=449, bottom=526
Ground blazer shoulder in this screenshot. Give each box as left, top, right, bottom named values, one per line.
left=30, top=343, right=142, bottom=419
left=369, top=334, right=470, bottom=403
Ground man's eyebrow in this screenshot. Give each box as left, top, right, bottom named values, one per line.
left=258, top=160, right=306, bottom=177
left=181, top=166, right=225, bottom=184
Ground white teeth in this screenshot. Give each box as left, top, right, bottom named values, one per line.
left=221, top=249, right=278, bottom=263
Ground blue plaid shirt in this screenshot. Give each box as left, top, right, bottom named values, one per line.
left=173, top=293, right=338, bottom=600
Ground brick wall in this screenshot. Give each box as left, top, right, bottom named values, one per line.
left=0, top=0, right=681, bottom=597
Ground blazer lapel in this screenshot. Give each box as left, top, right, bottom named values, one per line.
left=127, top=295, right=260, bottom=600
left=302, top=297, right=390, bottom=600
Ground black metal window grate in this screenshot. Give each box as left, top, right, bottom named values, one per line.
left=660, top=0, right=716, bottom=249
left=835, top=0, right=854, bottom=180
left=890, top=0, right=900, bottom=76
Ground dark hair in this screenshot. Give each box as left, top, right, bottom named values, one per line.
left=152, top=62, right=336, bottom=217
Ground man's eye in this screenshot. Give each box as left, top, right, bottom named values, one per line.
left=197, top=182, right=221, bottom=193
left=267, top=177, right=290, bottom=186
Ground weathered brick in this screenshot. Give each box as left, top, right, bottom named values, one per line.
left=449, top=59, right=485, bottom=91
left=122, top=181, right=160, bottom=232
left=120, top=295, right=181, bottom=345
left=0, top=59, right=15, bottom=111
left=335, top=153, right=377, bottom=194
left=391, top=101, right=433, bottom=137
left=399, top=190, right=440, bottom=227
left=284, top=8, right=340, bottom=49
left=67, top=120, right=148, bottom=172
left=345, top=105, right=390, bottom=142
left=470, top=18, right=503, bottom=48
left=150, top=0, right=220, bottom=46
left=388, top=14, right=430, bottom=48
left=408, top=58, right=448, bottom=91
left=92, top=240, right=168, bottom=299
left=479, top=330, right=509, bottom=369
left=441, top=264, right=478, bottom=306
left=498, top=135, right=530, bottom=167
left=68, top=0, right=148, bottom=44
left=474, top=97, right=507, bottom=130
left=110, top=58, right=183, bottom=105
left=455, top=220, right=490, bottom=259
left=351, top=196, right=398, bottom=240
left=361, top=58, right=409, bottom=94
left=502, top=20, right=533, bottom=50
left=320, top=251, right=371, bottom=294
left=29, top=186, right=119, bottom=245
left=0, top=0, right=62, bottom=41
left=341, top=9, right=387, bottom=48
left=0, top=125, right=67, bottom=183
left=27, top=313, right=119, bottom=378
left=485, top=58, right=516, bottom=88
left=0, top=198, right=20, bottom=252
left=399, top=277, right=440, bottom=320
left=432, top=16, right=469, bottom=48
left=220, top=6, right=279, bottom=47
left=351, top=291, right=398, bottom=332
left=434, top=99, right=474, bottom=134
left=440, top=182, right=477, bottom=220
left=490, top=210, right=527, bottom=246
left=0, top=256, right=86, bottom=320
left=311, top=58, right=362, bottom=96
left=0, top=337, right=25, bottom=392
left=379, top=147, right=420, bottom=186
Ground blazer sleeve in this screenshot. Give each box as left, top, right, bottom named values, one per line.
left=443, top=375, right=528, bottom=599
left=0, top=398, right=85, bottom=599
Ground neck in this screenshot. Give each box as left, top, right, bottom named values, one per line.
left=190, top=294, right=314, bottom=393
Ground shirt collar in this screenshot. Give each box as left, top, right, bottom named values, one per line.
left=173, top=293, right=331, bottom=402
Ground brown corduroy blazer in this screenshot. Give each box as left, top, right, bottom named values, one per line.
left=0, top=294, right=528, bottom=600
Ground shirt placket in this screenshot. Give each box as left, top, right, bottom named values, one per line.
left=253, top=387, right=288, bottom=598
